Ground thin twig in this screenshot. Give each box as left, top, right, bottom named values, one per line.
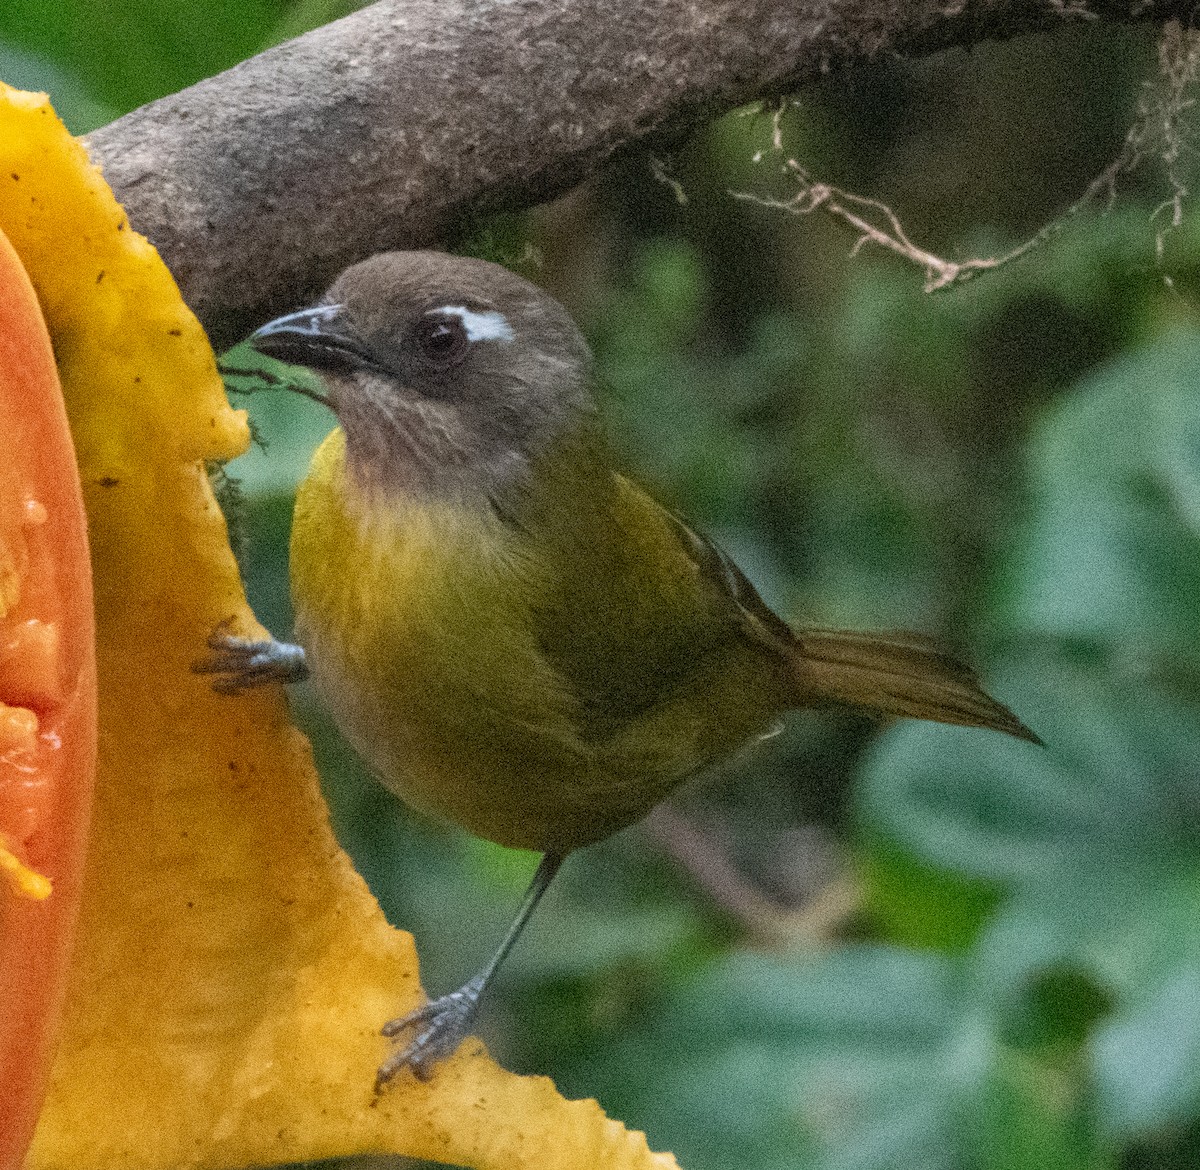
left=644, top=804, right=860, bottom=947
left=648, top=153, right=690, bottom=206
left=733, top=24, right=1200, bottom=291
left=1048, top=0, right=1100, bottom=20
left=1146, top=18, right=1200, bottom=269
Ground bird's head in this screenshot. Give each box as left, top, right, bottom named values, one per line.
left=248, top=251, right=596, bottom=497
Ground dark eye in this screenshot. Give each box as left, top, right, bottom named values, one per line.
left=415, top=313, right=469, bottom=366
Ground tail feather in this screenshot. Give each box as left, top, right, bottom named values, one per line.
left=786, top=628, right=1041, bottom=744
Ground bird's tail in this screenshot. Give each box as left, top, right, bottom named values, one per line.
left=784, top=628, right=1041, bottom=743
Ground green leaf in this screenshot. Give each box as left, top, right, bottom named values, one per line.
left=582, top=945, right=1108, bottom=1170
left=589, top=947, right=961, bottom=1170
left=860, top=646, right=1200, bottom=1142
left=860, top=837, right=1001, bottom=952
left=858, top=656, right=1200, bottom=884
left=997, top=325, right=1200, bottom=665
left=970, top=859, right=1200, bottom=1140
left=0, top=40, right=117, bottom=133
left=1094, top=966, right=1200, bottom=1136
left=973, top=1044, right=1107, bottom=1170
left=0, top=0, right=287, bottom=112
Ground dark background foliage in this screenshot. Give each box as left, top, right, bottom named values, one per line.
left=7, top=5, right=1200, bottom=1167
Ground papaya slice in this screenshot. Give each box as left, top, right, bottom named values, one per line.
left=0, top=82, right=674, bottom=1170
left=0, top=223, right=98, bottom=1170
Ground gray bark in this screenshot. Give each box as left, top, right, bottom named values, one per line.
left=84, top=0, right=1183, bottom=350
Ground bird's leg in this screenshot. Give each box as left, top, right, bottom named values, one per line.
left=376, top=850, right=565, bottom=1088
left=192, top=620, right=309, bottom=694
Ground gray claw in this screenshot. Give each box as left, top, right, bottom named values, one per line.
left=376, top=975, right=486, bottom=1087
left=192, top=622, right=309, bottom=693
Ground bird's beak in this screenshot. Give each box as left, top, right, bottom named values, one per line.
left=247, top=304, right=382, bottom=375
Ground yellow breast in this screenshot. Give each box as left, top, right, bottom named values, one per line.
left=289, top=429, right=782, bottom=851
left=289, top=429, right=601, bottom=848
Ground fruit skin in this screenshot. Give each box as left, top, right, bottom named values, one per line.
left=0, top=221, right=98, bottom=1170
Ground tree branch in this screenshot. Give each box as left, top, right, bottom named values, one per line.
left=85, top=0, right=1188, bottom=350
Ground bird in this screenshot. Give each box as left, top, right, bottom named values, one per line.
left=197, top=250, right=1037, bottom=1088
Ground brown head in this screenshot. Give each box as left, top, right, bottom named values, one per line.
left=247, top=251, right=597, bottom=497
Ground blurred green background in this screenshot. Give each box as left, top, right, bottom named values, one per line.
left=8, top=5, right=1200, bottom=1168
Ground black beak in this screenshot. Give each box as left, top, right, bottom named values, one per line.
left=247, top=304, right=383, bottom=375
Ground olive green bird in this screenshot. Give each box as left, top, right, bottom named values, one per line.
left=199, top=251, right=1036, bottom=1087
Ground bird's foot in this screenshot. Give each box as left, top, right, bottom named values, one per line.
left=376, top=974, right=486, bottom=1088
left=192, top=620, right=309, bottom=694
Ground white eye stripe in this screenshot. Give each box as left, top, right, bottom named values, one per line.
left=436, top=305, right=515, bottom=343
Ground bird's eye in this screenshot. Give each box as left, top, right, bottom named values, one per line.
left=415, top=313, right=469, bottom=367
